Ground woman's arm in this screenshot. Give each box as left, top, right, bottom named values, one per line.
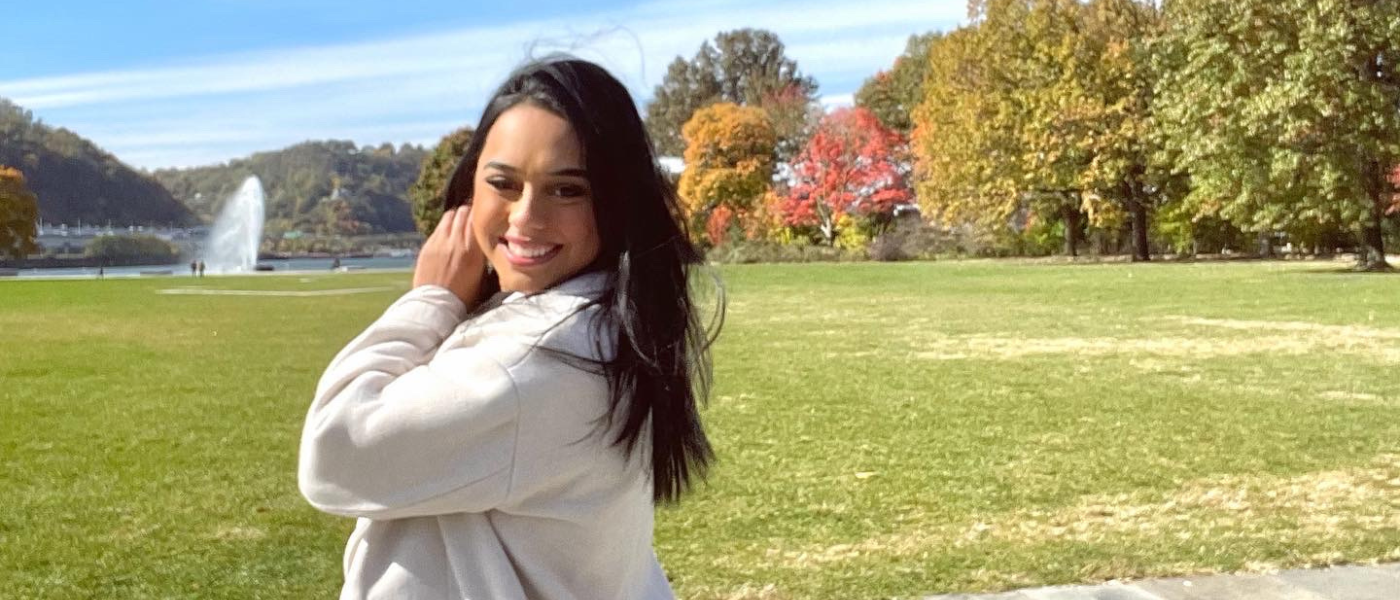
left=298, top=284, right=522, bottom=520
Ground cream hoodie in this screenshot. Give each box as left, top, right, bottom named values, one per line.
left=298, top=272, right=675, bottom=599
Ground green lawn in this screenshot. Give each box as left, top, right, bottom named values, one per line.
left=2, top=262, right=1398, bottom=599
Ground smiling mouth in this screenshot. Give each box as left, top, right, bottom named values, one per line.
left=501, top=238, right=562, bottom=266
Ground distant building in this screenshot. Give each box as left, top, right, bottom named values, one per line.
left=32, top=222, right=210, bottom=257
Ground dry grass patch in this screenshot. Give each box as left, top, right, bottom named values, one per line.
left=1319, top=390, right=1386, bottom=403
left=769, top=454, right=1400, bottom=576
left=912, top=334, right=1320, bottom=361
left=212, top=525, right=266, bottom=541
left=1161, top=316, right=1400, bottom=341
left=908, top=315, right=1400, bottom=364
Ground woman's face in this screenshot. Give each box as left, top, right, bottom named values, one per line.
left=470, top=103, right=601, bottom=294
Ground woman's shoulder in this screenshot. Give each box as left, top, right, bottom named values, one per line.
left=443, top=272, right=615, bottom=366
left=493, top=271, right=608, bottom=330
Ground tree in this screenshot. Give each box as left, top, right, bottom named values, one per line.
left=993, top=0, right=1099, bottom=257
left=1, top=99, right=195, bottom=228
left=645, top=29, right=817, bottom=158
left=761, top=83, right=824, bottom=166
left=1156, top=0, right=1400, bottom=270
left=780, top=108, right=913, bottom=246
left=409, top=126, right=475, bottom=237
left=320, top=187, right=371, bottom=237
left=913, top=5, right=1069, bottom=253
left=645, top=55, right=721, bottom=159
left=855, top=32, right=943, bottom=134
left=912, top=0, right=1171, bottom=259
left=153, top=139, right=427, bottom=234
left=677, top=104, right=777, bottom=245
left=85, top=234, right=178, bottom=264
left=0, top=166, right=38, bottom=259
left=1077, top=0, right=1178, bottom=261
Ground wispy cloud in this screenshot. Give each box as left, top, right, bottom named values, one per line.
left=0, top=0, right=965, bottom=169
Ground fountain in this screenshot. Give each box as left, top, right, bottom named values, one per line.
left=201, top=176, right=265, bottom=273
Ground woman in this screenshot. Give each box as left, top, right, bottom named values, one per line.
left=298, top=56, right=720, bottom=599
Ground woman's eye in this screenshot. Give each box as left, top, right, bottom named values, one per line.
left=486, top=178, right=517, bottom=192
left=554, top=184, right=588, bottom=198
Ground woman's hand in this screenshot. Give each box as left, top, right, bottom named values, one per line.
left=413, top=205, right=487, bottom=307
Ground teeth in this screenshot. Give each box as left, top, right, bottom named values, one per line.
left=508, top=241, right=557, bottom=258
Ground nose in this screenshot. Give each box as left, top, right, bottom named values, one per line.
left=508, top=185, right=548, bottom=233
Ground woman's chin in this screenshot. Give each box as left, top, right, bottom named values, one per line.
left=497, top=271, right=556, bottom=294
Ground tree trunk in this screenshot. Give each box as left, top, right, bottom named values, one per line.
left=1091, top=229, right=1109, bottom=256
left=1257, top=231, right=1274, bottom=258
left=1128, top=199, right=1150, bottom=262
left=1120, top=177, right=1151, bottom=262
left=1352, top=59, right=1392, bottom=271
left=1062, top=203, right=1080, bottom=257
left=816, top=204, right=837, bottom=247
left=1357, top=158, right=1391, bottom=271
left=1358, top=224, right=1387, bottom=270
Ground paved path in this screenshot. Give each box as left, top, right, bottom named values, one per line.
left=923, top=564, right=1400, bottom=599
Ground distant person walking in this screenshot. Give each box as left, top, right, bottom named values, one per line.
left=190, top=260, right=198, bottom=277
left=197, top=261, right=205, bottom=278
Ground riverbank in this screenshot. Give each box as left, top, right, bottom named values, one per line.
left=1, top=255, right=416, bottom=279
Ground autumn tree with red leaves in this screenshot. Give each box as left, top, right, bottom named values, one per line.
left=779, top=107, right=912, bottom=246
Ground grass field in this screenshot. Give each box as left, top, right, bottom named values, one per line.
left=2, top=261, right=1399, bottom=599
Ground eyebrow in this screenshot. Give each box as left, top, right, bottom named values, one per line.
left=484, top=161, right=588, bottom=178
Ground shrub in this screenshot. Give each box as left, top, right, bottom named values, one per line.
left=86, top=235, right=179, bottom=263
left=705, top=240, right=864, bottom=264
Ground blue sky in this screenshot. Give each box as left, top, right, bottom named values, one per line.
left=2, top=0, right=965, bottom=170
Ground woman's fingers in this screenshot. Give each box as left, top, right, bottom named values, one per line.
left=413, top=204, right=484, bottom=305
left=445, top=206, right=462, bottom=245
left=432, top=208, right=453, bottom=241
left=456, top=205, right=473, bottom=250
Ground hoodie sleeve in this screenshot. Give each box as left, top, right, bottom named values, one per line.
left=297, top=285, right=522, bottom=520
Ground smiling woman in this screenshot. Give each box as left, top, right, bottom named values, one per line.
left=470, top=104, right=602, bottom=293
left=296, top=56, right=721, bottom=600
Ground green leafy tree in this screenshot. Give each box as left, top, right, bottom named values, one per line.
left=997, top=0, right=1099, bottom=257
left=913, top=27, right=1008, bottom=236
left=645, top=29, right=817, bottom=158
left=0, top=166, right=39, bottom=259
left=913, top=2, right=1084, bottom=254
left=152, top=140, right=428, bottom=235
left=913, top=0, right=1172, bottom=259
left=855, top=32, right=942, bottom=134
left=1077, top=0, right=1179, bottom=261
left=1155, top=0, right=1400, bottom=270
left=409, top=126, right=475, bottom=237
left=85, top=234, right=178, bottom=263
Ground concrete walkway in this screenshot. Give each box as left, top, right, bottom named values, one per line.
left=923, top=564, right=1400, bottom=599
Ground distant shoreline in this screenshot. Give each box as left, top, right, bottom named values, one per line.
left=0, top=251, right=413, bottom=270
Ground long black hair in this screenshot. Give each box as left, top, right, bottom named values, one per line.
left=443, top=56, right=722, bottom=504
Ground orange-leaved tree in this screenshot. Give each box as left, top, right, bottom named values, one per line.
left=677, top=103, right=776, bottom=246
left=0, top=166, right=39, bottom=259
